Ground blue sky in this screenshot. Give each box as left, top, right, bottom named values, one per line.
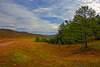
left=0, top=0, right=100, bottom=35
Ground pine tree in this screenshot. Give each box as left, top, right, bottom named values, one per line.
left=35, top=37, right=40, bottom=42
left=62, top=21, right=77, bottom=45
left=58, top=40, right=62, bottom=45
left=47, top=6, right=99, bottom=48
left=73, top=6, right=96, bottom=48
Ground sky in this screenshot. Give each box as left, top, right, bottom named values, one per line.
left=0, top=0, right=100, bottom=35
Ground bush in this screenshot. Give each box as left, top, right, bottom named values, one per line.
left=35, top=37, right=40, bottom=42
left=40, top=38, right=48, bottom=42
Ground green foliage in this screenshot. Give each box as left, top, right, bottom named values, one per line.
left=73, top=6, right=99, bottom=48
left=35, top=37, right=40, bottom=42
left=95, top=15, right=100, bottom=40
left=37, top=6, right=100, bottom=48
left=35, top=37, right=49, bottom=43
left=49, top=34, right=63, bottom=44
left=58, top=40, right=62, bottom=45
left=58, top=22, right=65, bottom=34
left=40, top=38, right=48, bottom=43
left=48, top=6, right=100, bottom=48
left=12, top=53, right=26, bottom=63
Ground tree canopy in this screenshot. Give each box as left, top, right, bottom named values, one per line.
left=35, top=6, right=100, bottom=48
left=49, top=6, right=100, bottom=48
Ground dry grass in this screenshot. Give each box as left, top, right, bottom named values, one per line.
left=0, top=37, right=100, bottom=67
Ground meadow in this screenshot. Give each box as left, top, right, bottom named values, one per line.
left=0, top=1, right=100, bottom=67
left=0, top=36, right=100, bottom=67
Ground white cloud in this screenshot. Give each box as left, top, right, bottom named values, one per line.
left=0, top=1, right=59, bottom=35
left=32, top=0, right=79, bottom=20
left=32, top=0, right=100, bottom=21
left=33, top=8, right=53, bottom=12
left=77, top=0, right=93, bottom=3
left=87, top=0, right=100, bottom=14
left=76, top=0, right=100, bottom=14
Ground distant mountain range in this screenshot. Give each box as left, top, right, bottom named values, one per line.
left=0, top=28, right=54, bottom=38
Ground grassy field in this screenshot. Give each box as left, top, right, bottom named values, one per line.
left=0, top=29, right=99, bottom=67
left=0, top=36, right=100, bottom=67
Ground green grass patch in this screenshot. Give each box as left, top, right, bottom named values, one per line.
left=89, top=43, right=100, bottom=49
left=10, top=53, right=27, bottom=63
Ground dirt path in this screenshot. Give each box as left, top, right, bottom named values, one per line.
left=0, top=39, right=9, bottom=42
left=0, top=41, right=18, bottom=47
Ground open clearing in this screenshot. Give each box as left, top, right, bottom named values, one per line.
left=0, top=38, right=100, bottom=67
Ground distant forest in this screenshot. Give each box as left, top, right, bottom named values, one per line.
left=35, top=6, right=100, bottom=48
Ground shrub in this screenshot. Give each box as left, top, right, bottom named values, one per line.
left=35, top=37, right=40, bottom=42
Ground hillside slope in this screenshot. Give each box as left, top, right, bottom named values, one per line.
left=0, top=29, right=50, bottom=39
left=0, top=29, right=100, bottom=67
left=0, top=38, right=100, bottom=67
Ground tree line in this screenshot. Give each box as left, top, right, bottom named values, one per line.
left=35, top=37, right=49, bottom=43
left=35, top=6, right=100, bottom=48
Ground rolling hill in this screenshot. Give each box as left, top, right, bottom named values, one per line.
left=0, top=29, right=51, bottom=39
left=0, top=28, right=100, bottom=67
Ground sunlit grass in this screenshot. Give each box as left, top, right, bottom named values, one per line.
left=0, top=37, right=100, bottom=67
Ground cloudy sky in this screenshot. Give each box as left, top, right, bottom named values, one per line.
left=0, top=0, right=100, bottom=35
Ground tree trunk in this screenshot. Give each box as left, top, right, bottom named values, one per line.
left=85, top=42, right=87, bottom=48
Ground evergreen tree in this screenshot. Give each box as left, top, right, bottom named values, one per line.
left=58, top=22, right=65, bottom=35
left=47, top=6, right=99, bottom=48
left=35, top=37, right=40, bottom=42
left=58, top=40, right=62, bottom=45
left=95, top=15, right=100, bottom=40
left=73, top=6, right=96, bottom=48
left=62, top=21, right=77, bottom=45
